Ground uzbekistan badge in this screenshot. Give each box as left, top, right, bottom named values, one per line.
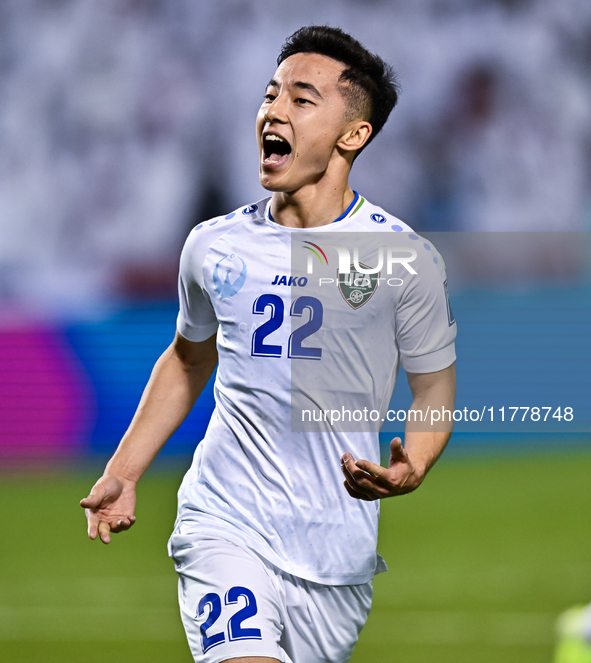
left=338, top=264, right=379, bottom=310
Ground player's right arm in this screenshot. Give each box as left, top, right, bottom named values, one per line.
left=80, top=330, right=218, bottom=544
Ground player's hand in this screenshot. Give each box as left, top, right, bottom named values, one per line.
left=80, top=475, right=137, bottom=544
left=340, top=437, right=423, bottom=501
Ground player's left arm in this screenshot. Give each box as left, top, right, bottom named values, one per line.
left=341, top=362, right=456, bottom=501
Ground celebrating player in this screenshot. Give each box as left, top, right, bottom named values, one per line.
left=81, top=26, right=457, bottom=663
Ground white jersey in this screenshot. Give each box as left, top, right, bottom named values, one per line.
left=171, top=194, right=456, bottom=586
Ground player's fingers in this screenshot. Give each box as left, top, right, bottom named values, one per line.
left=389, top=437, right=407, bottom=462
left=98, top=520, right=111, bottom=545
left=342, top=453, right=369, bottom=480
left=342, top=465, right=390, bottom=498
left=355, top=459, right=387, bottom=481
left=345, top=467, right=375, bottom=491
left=340, top=453, right=354, bottom=476
left=85, top=509, right=99, bottom=540
left=342, top=460, right=371, bottom=491
left=80, top=484, right=108, bottom=509
left=340, top=453, right=355, bottom=472
left=348, top=460, right=405, bottom=497
left=343, top=473, right=372, bottom=496
left=343, top=480, right=376, bottom=501
left=343, top=479, right=390, bottom=500
left=342, top=455, right=392, bottom=498
left=343, top=454, right=384, bottom=491
left=341, top=454, right=364, bottom=484
left=111, top=517, right=136, bottom=532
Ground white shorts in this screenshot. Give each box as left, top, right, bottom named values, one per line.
left=169, top=529, right=373, bottom=663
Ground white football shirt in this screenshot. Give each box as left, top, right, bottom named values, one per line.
left=171, top=194, right=456, bottom=585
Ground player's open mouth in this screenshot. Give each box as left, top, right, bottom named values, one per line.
left=262, top=133, right=292, bottom=167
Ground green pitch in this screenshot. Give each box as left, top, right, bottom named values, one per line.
left=0, top=451, right=590, bottom=663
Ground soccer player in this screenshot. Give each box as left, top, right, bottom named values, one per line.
left=81, top=26, right=457, bottom=663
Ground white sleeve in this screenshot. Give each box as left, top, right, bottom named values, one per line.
left=395, top=239, right=457, bottom=374
left=176, top=227, right=219, bottom=342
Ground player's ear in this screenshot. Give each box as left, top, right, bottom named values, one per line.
left=337, top=120, right=372, bottom=155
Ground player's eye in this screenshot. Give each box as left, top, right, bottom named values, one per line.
left=295, top=98, right=311, bottom=105
left=264, top=93, right=276, bottom=102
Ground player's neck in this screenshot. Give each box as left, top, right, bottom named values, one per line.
left=270, top=180, right=356, bottom=229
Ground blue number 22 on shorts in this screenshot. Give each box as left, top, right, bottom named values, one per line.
left=198, top=586, right=262, bottom=653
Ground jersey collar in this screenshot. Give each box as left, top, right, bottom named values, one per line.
left=266, top=191, right=364, bottom=226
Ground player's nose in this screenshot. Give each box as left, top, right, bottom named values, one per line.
left=265, top=94, right=288, bottom=123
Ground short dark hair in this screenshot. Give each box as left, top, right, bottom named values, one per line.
left=277, top=26, right=400, bottom=152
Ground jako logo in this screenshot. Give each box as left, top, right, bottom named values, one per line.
left=213, top=254, right=247, bottom=299
left=371, top=213, right=386, bottom=224
left=271, top=275, right=308, bottom=286
left=304, top=243, right=417, bottom=276
left=242, top=205, right=258, bottom=215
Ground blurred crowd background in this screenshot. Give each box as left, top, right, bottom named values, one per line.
left=1, top=0, right=590, bottom=462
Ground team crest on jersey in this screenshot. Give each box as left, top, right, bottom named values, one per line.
left=370, top=213, right=386, bottom=224
left=213, top=254, right=247, bottom=299
left=338, top=264, right=379, bottom=309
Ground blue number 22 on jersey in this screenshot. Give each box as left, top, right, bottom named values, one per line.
left=251, top=294, right=323, bottom=360
left=198, top=586, right=262, bottom=653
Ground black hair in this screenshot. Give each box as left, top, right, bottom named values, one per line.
left=277, top=26, right=400, bottom=152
